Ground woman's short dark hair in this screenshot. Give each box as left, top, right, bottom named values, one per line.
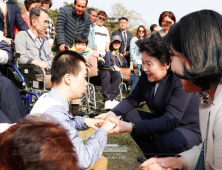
left=41, top=0, right=53, bottom=8
left=24, top=0, right=42, bottom=11
left=136, top=32, right=170, bottom=65
left=0, top=116, right=79, bottom=170
left=159, top=11, right=176, bottom=27
left=97, top=10, right=107, bottom=18
left=51, top=51, right=86, bottom=86
left=162, top=10, right=222, bottom=91
left=136, top=25, right=147, bottom=39
left=74, top=35, right=88, bottom=45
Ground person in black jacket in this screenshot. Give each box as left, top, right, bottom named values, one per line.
left=0, top=0, right=29, bottom=46
left=96, top=32, right=201, bottom=159
left=57, top=0, right=90, bottom=52
left=0, top=33, right=25, bottom=123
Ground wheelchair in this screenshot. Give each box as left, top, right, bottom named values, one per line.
left=1, top=41, right=48, bottom=114
left=1, top=63, right=40, bottom=114
left=79, top=65, right=128, bottom=116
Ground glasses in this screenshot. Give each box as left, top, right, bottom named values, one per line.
left=98, top=17, right=106, bottom=21
left=119, top=22, right=127, bottom=24
left=41, top=4, right=49, bottom=10
left=138, top=30, right=145, bottom=33
left=32, top=3, right=41, bottom=8
left=161, top=20, right=173, bottom=24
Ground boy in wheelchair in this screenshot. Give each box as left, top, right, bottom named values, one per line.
left=71, top=35, right=122, bottom=110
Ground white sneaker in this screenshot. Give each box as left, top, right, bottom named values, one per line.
left=112, top=99, right=120, bottom=108
left=104, top=100, right=113, bottom=110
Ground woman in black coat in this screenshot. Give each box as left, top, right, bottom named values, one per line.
left=96, top=32, right=201, bottom=159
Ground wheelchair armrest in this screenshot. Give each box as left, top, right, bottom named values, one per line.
left=18, top=65, right=47, bottom=91
left=98, top=65, right=114, bottom=71
left=18, top=64, right=39, bottom=69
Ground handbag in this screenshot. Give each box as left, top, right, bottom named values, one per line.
left=112, top=53, right=131, bottom=82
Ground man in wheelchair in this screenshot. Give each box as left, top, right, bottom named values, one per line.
left=14, top=7, right=54, bottom=89
left=0, top=31, right=25, bottom=123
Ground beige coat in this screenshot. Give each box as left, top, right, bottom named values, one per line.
left=180, top=79, right=222, bottom=170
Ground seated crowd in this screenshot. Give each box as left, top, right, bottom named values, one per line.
left=0, top=0, right=222, bottom=170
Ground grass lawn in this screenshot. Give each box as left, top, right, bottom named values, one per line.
left=78, top=105, right=149, bottom=170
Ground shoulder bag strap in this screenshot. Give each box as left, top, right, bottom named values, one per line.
left=112, top=53, right=116, bottom=65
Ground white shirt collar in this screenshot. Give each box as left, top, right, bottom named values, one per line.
left=28, top=29, right=43, bottom=43
left=0, top=0, right=8, bottom=3
left=0, top=0, right=8, bottom=15
left=26, top=11, right=29, bottom=16
left=120, top=29, right=126, bottom=34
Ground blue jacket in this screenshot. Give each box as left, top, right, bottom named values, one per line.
left=112, top=71, right=201, bottom=137
left=0, top=0, right=28, bottom=39
left=88, top=23, right=96, bottom=50
left=57, top=6, right=90, bottom=48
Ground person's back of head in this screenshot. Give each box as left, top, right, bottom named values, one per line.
left=0, top=115, right=79, bottom=170
left=150, top=24, right=158, bottom=33
left=51, top=50, right=86, bottom=86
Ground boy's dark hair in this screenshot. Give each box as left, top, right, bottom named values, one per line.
left=74, top=0, right=88, bottom=6
left=51, top=50, right=86, bottom=85
left=119, top=17, right=128, bottom=22
left=150, top=24, right=158, bottom=32
left=74, top=35, right=88, bottom=45
left=24, top=0, right=42, bottom=10
left=136, top=32, right=170, bottom=65
left=30, top=7, right=48, bottom=25
left=163, top=10, right=222, bottom=91
left=41, top=0, right=53, bottom=8
left=0, top=116, right=79, bottom=170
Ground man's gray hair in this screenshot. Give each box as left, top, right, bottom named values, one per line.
left=29, top=7, right=48, bottom=25
left=88, top=8, right=97, bottom=14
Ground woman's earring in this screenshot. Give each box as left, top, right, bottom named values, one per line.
left=166, top=66, right=169, bottom=70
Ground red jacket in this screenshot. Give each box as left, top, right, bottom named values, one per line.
left=14, top=12, right=30, bottom=37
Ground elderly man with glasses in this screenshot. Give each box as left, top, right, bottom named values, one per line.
left=56, top=0, right=90, bottom=52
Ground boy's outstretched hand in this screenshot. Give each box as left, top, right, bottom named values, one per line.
left=84, top=118, right=105, bottom=130
left=101, top=118, right=117, bottom=133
